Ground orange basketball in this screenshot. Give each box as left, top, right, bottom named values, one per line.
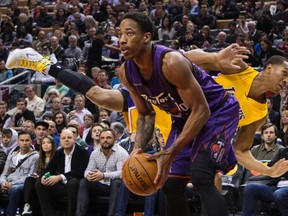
left=122, top=153, right=158, bottom=196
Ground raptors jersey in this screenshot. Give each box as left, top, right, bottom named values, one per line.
left=214, top=67, right=267, bottom=127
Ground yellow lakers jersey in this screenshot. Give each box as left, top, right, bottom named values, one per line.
left=123, top=105, right=172, bottom=146
left=214, top=67, right=267, bottom=127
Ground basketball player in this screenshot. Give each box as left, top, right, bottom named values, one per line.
left=7, top=13, right=287, bottom=216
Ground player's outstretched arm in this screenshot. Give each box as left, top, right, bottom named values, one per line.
left=184, top=43, right=249, bottom=73
left=235, top=119, right=288, bottom=177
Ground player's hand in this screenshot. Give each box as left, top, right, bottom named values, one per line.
left=147, top=149, right=174, bottom=190
left=216, top=43, right=250, bottom=74
left=267, top=158, right=288, bottom=178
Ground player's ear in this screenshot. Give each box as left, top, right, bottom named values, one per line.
left=144, top=33, right=151, bottom=43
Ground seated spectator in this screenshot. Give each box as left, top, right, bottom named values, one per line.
left=194, top=25, right=213, bottom=50
left=43, top=80, right=69, bottom=101
left=32, top=121, right=49, bottom=152
left=0, top=145, right=6, bottom=175
left=0, top=40, right=10, bottom=62
left=157, top=14, right=176, bottom=41
left=149, top=0, right=167, bottom=28
left=67, top=94, right=92, bottom=126
left=99, top=109, right=110, bottom=123
left=22, top=135, right=57, bottom=215
left=45, top=120, right=60, bottom=146
left=273, top=0, right=288, bottom=23
left=15, top=13, right=33, bottom=35
left=267, top=98, right=281, bottom=130
left=215, top=0, right=240, bottom=20
left=208, top=31, right=230, bottom=52
left=16, top=25, right=33, bottom=48
left=32, top=31, right=49, bottom=53
left=170, top=39, right=185, bottom=53
left=35, top=129, right=89, bottom=216
left=190, top=2, right=216, bottom=30
left=242, top=146, right=288, bottom=216
left=251, top=123, right=284, bottom=160
left=0, top=59, right=13, bottom=82
left=226, top=21, right=238, bottom=44
left=82, top=114, right=94, bottom=142
left=72, top=12, right=86, bottom=35
left=0, top=101, right=11, bottom=131
left=258, top=37, right=284, bottom=67
left=277, top=110, right=288, bottom=146
left=10, top=98, right=36, bottom=131
left=110, top=122, right=128, bottom=145
left=53, top=111, right=68, bottom=134
left=0, top=22, right=17, bottom=47
left=87, top=123, right=103, bottom=155
left=22, top=120, right=36, bottom=141
left=34, top=7, right=53, bottom=28
left=50, top=36, right=65, bottom=61
left=0, top=131, right=38, bottom=216
left=75, top=128, right=128, bottom=216
left=24, top=85, right=45, bottom=118
left=63, top=35, right=83, bottom=64
left=96, top=69, right=112, bottom=89
left=66, top=122, right=89, bottom=149
left=0, top=128, right=18, bottom=156
left=42, top=89, right=60, bottom=113
left=31, top=72, right=55, bottom=99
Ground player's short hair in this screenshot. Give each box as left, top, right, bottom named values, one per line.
left=264, top=55, right=288, bottom=69
left=122, top=12, right=154, bottom=39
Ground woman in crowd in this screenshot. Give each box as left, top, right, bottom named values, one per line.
left=22, top=135, right=57, bottom=215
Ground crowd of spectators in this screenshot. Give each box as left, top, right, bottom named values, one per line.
left=0, top=0, right=288, bottom=215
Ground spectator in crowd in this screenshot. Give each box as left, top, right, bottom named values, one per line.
left=35, top=129, right=89, bottom=216
left=67, top=94, right=92, bottom=126
left=22, top=135, right=57, bottom=215
left=174, top=15, right=191, bottom=41
left=258, top=37, right=284, bottom=67
left=267, top=98, right=281, bottom=130
left=75, top=128, right=128, bottom=216
left=82, top=27, right=97, bottom=64
left=50, top=36, right=65, bottom=61
left=87, top=123, right=103, bottom=155
left=66, top=123, right=89, bottom=149
left=53, top=111, right=68, bottom=134
left=0, top=128, right=18, bottom=156
left=82, top=114, right=94, bottom=142
left=99, top=109, right=110, bottom=123
left=43, top=80, right=69, bottom=101
left=42, top=44, right=57, bottom=64
left=34, top=7, right=53, bottom=28
left=46, top=120, right=60, bottom=146
left=0, top=22, right=17, bottom=47
left=53, top=8, right=69, bottom=27
left=16, top=24, right=33, bottom=47
left=32, top=121, right=49, bottom=152
left=278, top=110, right=288, bottom=147
left=236, top=12, right=248, bottom=36
left=91, top=2, right=107, bottom=23
left=0, top=39, right=10, bottom=62
left=73, top=12, right=86, bottom=35
left=273, top=0, right=288, bottom=23
left=243, top=39, right=259, bottom=67
left=0, top=101, right=11, bottom=132
left=246, top=21, right=263, bottom=45
left=96, top=70, right=112, bottom=89
left=65, top=5, right=85, bottom=26
left=63, top=35, right=84, bottom=63
left=31, top=72, right=55, bottom=98
left=0, top=131, right=38, bottom=216
left=32, top=31, right=49, bottom=53
left=191, top=2, right=216, bottom=29
left=15, top=13, right=33, bottom=35
left=242, top=146, right=288, bottom=216
left=208, top=31, right=230, bottom=52
left=251, top=123, right=284, bottom=160
left=10, top=98, right=35, bottom=131
left=22, top=120, right=36, bottom=140
left=24, top=85, right=45, bottom=118
left=0, top=145, right=6, bottom=175
left=110, top=122, right=128, bottom=145
left=170, top=39, right=185, bottom=53
left=114, top=0, right=129, bottom=13
left=42, top=89, right=60, bottom=113
left=0, top=59, right=13, bottom=82
left=157, top=14, right=177, bottom=41
left=215, top=0, right=240, bottom=20
left=226, top=21, right=238, bottom=44
left=194, top=25, right=213, bottom=50
left=54, top=0, right=69, bottom=12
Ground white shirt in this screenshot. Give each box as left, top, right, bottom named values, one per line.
left=61, top=144, right=75, bottom=184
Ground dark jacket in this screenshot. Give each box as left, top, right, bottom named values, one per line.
left=44, top=144, right=89, bottom=181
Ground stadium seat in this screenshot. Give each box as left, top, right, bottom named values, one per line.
left=216, top=19, right=234, bottom=29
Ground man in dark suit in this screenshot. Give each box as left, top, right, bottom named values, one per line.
left=35, top=129, right=89, bottom=216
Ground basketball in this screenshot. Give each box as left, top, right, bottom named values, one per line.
left=122, top=153, right=158, bottom=196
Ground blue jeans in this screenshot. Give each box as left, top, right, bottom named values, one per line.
left=242, top=183, right=288, bottom=216
left=1, top=184, right=24, bottom=216
left=115, top=182, right=157, bottom=216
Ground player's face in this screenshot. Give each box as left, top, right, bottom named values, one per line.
left=119, top=19, right=149, bottom=60
left=268, top=61, right=288, bottom=92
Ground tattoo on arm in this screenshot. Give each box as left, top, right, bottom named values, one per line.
left=135, top=111, right=156, bottom=149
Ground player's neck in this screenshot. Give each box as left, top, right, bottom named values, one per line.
left=133, top=44, right=153, bottom=81
left=248, top=72, right=269, bottom=102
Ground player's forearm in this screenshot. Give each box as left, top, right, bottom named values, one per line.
left=135, top=112, right=156, bottom=149
left=235, top=149, right=271, bottom=176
